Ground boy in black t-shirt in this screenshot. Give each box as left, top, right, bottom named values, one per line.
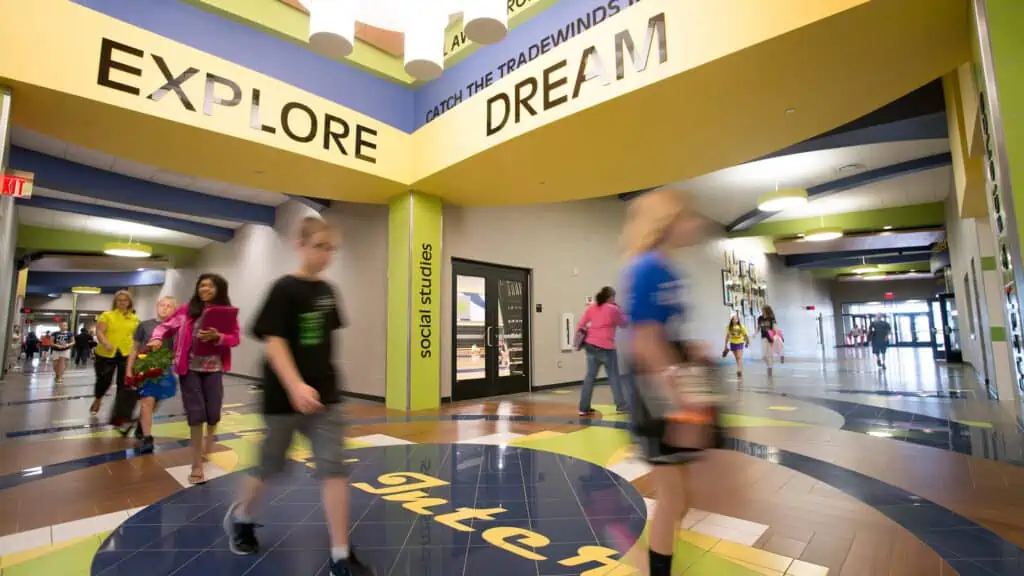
left=223, top=217, right=374, bottom=576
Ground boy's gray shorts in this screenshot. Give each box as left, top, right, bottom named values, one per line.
left=253, top=403, right=349, bottom=479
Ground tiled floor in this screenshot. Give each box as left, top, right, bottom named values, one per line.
left=0, top=349, right=1023, bottom=574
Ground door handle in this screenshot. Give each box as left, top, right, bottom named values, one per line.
left=486, top=326, right=495, bottom=347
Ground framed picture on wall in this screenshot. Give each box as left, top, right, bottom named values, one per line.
left=738, top=260, right=747, bottom=277
left=721, top=270, right=732, bottom=305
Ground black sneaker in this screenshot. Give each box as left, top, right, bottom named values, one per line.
left=139, top=435, right=155, bottom=454
left=223, top=502, right=259, bottom=555
left=329, top=549, right=376, bottom=576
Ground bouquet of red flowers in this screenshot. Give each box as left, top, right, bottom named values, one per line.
left=126, top=346, right=173, bottom=389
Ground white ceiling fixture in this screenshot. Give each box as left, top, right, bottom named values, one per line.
left=804, top=227, right=844, bottom=242
left=853, top=257, right=878, bottom=275
left=297, top=0, right=509, bottom=81
left=757, top=186, right=808, bottom=212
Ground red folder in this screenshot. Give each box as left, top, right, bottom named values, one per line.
left=192, top=305, right=238, bottom=356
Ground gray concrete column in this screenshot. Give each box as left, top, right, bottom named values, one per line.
left=0, top=88, right=19, bottom=377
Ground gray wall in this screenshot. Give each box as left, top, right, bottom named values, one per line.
left=195, top=200, right=389, bottom=398
left=440, top=198, right=833, bottom=397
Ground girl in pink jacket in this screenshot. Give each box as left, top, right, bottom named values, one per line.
left=576, top=286, right=629, bottom=416
left=150, top=273, right=240, bottom=484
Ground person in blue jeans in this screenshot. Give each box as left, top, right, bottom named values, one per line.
left=577, top=286, right=629, bottom=416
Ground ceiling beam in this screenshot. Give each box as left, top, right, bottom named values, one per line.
left=729, top=202, right=946, bottom=239
left=16, top=225, right=199, bottom=266
left=27, top=270, right=167, bottom=290
left=727, top=153, right=952, bottom=232
left=794, top=252, right=930, bottom=269
left=8, top=147, right=276, bottom=225
left=785, top=246, right=933, bottom=267
left=811, top=261, right=929, bottom=278
left=758, top=112, right=948, bottom=161
left=18, top=196, right=235, bottom=243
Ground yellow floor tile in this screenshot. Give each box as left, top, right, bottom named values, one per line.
left=728, top=558, right=786, bottom=576
left=679, top=529, right=721, bottom=551
left=0, top=535, right=98, bottom=568
left=785, top=560, right=830, bottom=576
left=712, top=540, right=794, bottom=573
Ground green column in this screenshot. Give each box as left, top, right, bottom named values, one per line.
left=385, top=191, right=443, bottom=411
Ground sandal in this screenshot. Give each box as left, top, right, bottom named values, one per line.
left=188, top=468, right=206, bottom=485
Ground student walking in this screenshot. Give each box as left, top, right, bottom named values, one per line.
left=149, top=274, right=239, bottom=484
left=868, top=313, right=892, bottom=369
left=91, top=291, right=139, bottom=418
left=756, top=306, right=781, bottom=376
left=126, top=297, right=178, bottom=453
left=576, top=286, right=629, bottom=416
left=51, top=322, right=74, bottom=383
left=222, top=216, right=374, bottom=576
left=74, top=327, right=93, bottom=367
left=723, top=315, right=749, bottom=377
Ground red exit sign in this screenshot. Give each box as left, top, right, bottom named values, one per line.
left=884, top=292, right=894, bottom=300
left=1, top=171, right=33, bottom=198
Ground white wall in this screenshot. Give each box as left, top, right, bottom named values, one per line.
left=195, top=200, right=389, bottom=398
left=441, top=198, right=833, bottom=397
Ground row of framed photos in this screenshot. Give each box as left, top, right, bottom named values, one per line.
left=721, top=269, right=767, bottom=319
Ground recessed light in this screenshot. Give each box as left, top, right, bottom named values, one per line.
left=883, top=225, right=893, bottom=230
left=785, top=108, right=797, bottom=115
left=136, top=268, right=146, bottom=271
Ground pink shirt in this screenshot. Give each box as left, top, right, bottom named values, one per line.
left=578, top=303, right=626, bottom=350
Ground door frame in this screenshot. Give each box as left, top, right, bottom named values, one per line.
left=450, top=258, right=533, bottom=402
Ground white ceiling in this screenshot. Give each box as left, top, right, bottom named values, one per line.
left=682, top=138, right=952, bottom=224
left=763, top=165, right=950, bottom=222
left=11, top=127, right=288, bottom=207
left=18, top=206, right=211, bottom=248
left=34, top=188, right=241, bottom=229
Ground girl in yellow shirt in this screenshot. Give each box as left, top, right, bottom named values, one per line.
left=723, top=315, right=749, bottom=377
left=90, top=290, right=140, bottom=418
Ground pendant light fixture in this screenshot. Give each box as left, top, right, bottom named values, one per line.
left=404, top=6, right=447, bottom=82
left=803, top=215, right=843, bottom=242
left=103, top=240, right=152, bottom=258
left=463, top=0, right=509, bottom=44
left=302, top=0, right=357, bottom=58
left=757, top=183, right=808, bottom=212
left=853, top=257, right=878, bottom=275
left=71, top=286, right=102, bottom=295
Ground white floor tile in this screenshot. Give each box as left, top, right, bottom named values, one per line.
left=608, top=459, right=652, bottom=482
left=691, top=520, right=742, bottom=542
left=700, top=512, right=769, bottom=535
left=52, top=510, right=130, bottom=544
left=351, top=434, right=414, bottom=447
left=456, top=432, right=524, bottom=446
left=164, top=461, right=230, bottom=488
left=0, top=526, right=52, bottom=556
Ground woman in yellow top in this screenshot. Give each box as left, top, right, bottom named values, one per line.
left=90, top=290, right=140, bottom=417
left=723, top=315, right=749, bottom=378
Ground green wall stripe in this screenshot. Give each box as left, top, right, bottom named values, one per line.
left=981, top=256, right=997, bottom=271
left=991, top=325, right=1007, bottom=342
left=731, top=203, right=945, bottom=238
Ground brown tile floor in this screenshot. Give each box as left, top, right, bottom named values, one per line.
left=1, top=349, right=1023, bottom=574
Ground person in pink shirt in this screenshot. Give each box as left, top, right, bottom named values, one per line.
left=576, top=286, right=629, bottom=416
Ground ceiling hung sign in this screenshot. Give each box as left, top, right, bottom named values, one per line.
left=299, top=0, right=509, bottom=82
left=95, top=38, right=380, bottom=166
left=485, top=12, right=667, bottom=137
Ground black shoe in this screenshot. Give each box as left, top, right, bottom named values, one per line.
left=329, top=549, right=376, bottom=576
left=223, top=502, right=260, bottom=555
left=140, top=435, right=155, bottom=454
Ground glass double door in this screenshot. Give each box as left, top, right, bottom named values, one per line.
left=452, top=260, right=530, bottom=401
left=929, top=294, right=963, bottom=363
left=892, top=313, right=932, bottom=347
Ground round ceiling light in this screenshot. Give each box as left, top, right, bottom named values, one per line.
left=304, top=0, right=357, bottom=58
left=71, top=286, right=102, bottom=295
left=757, top=188, right=808, bottom=212
left=861, top=273, right=888, bottom=281
left=803, top=227, right=844, bottom=242
left=404, top=10, right=446, bottom=81
left=103, top=241, right=153, bottom=258
left=463, top=0, right=508, bottom=44
left=853, top=265, right=879, bottom=274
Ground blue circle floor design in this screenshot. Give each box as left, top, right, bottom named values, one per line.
left=90, top=443, right=647, bottom=576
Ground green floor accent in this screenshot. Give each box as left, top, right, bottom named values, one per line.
left=592, top=404, right=630, bottom=422
left=720, top=413, right=810, bottom=428
left=3, top=531, right=111, bottom=576
left=512, top=426, right=631, bottom=466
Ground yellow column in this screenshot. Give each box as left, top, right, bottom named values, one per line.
left=386, top=191, right=442, bottom=411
